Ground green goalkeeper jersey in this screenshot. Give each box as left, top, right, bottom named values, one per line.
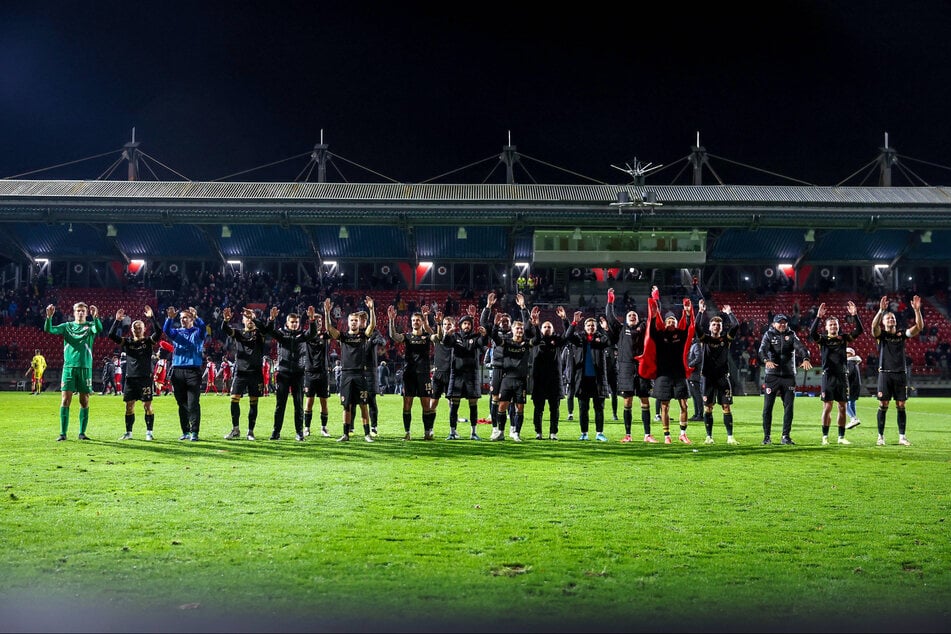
left=44, top=317, right=102, bottom=369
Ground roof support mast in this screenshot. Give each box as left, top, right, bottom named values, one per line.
left=122, top=128, right=141, bottom=182
left=313, top=129, right=330, bottom=183
left=500, top=131, right=521, bottom=185
left=878, top=132, right=897, bottom=187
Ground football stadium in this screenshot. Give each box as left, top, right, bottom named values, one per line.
left=1, top=140, right=949, bottom=633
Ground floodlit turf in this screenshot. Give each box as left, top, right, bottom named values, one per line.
left=1, top=391, right=948, bottom=633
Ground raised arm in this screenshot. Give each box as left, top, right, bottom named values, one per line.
left=871, top=295, right=888, bottom=338
left=108, top=308, right=125, bottom=343
left=323, top=298, right=340, bottom=339
left=810, top=303, right=826, bottom=342
left=907, top=295, right=923, bottom=337
left=845, top=300, right=864, bottom=340
left=364, top=297, right=376, bottom=336
left=387, top=304, right=404, bottom=342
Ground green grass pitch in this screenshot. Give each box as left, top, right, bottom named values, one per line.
left=1, top=391, right=948, bottom=633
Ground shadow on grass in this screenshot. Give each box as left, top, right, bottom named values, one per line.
left=49, top=430, right=942, bottom=467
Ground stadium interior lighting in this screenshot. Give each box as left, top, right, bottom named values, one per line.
left=921, top=230, right=933, bottom=243
left=106, top=224, right=117, bottom=237
left=339, top=226, right=349, bottom=239
left=227, top=260, right=242, bottom=266
left=572, top=227, right=582, bottom=240
left=67, top=223, right=73, bottom=233
left=35, top=258, right=49, bottom=264
left=875, top=264, right=889, bottom=269
left=457, top=227, right=467, bottom=240
left=804, top=229, right=815, bottom=242
left=221, top=225, right=231, bottom=238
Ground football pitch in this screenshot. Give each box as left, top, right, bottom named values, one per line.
left=1, top=391, right=948, bottom=633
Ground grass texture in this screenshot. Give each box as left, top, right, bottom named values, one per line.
left=0, top=391, right=948, bottom=633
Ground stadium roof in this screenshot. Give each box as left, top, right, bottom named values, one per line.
left=1, top=180, right=950, bottom=265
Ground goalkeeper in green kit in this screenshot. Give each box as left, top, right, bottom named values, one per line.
left=44, top=302, right=102, bottom=441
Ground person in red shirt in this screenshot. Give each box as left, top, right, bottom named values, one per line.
left=202, top=357, right=219, bottom=394
left=217, top=356, right=233, bottom=396
left=262, top=356, right=272, bottom=396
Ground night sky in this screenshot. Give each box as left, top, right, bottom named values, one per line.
left=3, top=1, right=951, bottom=186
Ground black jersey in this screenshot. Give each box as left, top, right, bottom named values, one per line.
left=338, top=331, right=371, bottom=372
left=811, top=315, right=863, bottom=376
left=492, top=327, right=531, bottom=378
left=876, top=330, right=910, bottom=372
left=401, top=332, right=432, bottom=375
left=304, top=332, right=332, bottom=375
left=222, top=321, right=266, bottom=373
left=433, top=336, right=453, bottom=373
left=108, top=316, right=162, bottom=379
left=695, top=313, right=739, bottom=379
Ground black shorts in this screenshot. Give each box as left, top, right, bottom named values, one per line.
left=498, top=375, right=527, bottom=404
left=491, top=366, right=504, bottom=395
left=402, top=370, right=433, bottom=398
left=123, top=376, right=154, bottom=402
left=303, top=372, right=330, bottom=399
left=877, top=371, right=908, bottom=402
left=339, top=372, right=369, bottom=408
left=618, top=376, right=652, bottom=399
left=820, top=372, right=848, bottom=403
left=702, top=374, right=733, bottom=406
left=652, top=375, right=689, bottom=402
left=431, top=371, right=451, bottom=399
left=450, top=370, right=481, bottom=399
left=231, top=370, right=264, bottom=397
